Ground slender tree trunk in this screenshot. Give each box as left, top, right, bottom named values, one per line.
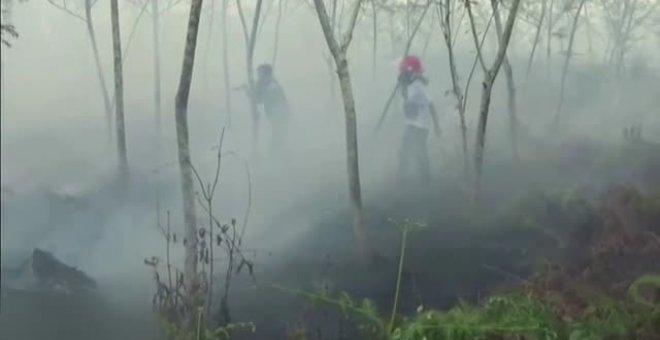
left=326, top=55, right=337, bottom=104
left=473, top=0, right=521, bottom=202
left=388, top=12, right=396, bottom=58
left=546, top=0, right=554, bottom=76
left=553, top=0, right=586, bottom=131
left=151, top=0, right=162, bottom=135
left=271, top=0, right=285, bottom=67
left=175, top=0, right=204, bottom=296
left=0, top=0, right=11, bottom=119
left=614, top=0, right=637, bottom=78
left=491, top=0, right=519, bottom=161
left=313, top=0, right=366, bottom=254
left=221, top=0, right=232, bottom=127
left=236, top=0, right=264, bottom=151
left=440, top=0, right=469, bottom=180
left=0, top=53, right=4, bottom=118
left=465, top=0, right=488, bottom=73
left=84, top=0, right=113, bottom=140
left=328, top=0, right=339, bottom=105
left=110, top=0, right=128, bottom=180
left=338, top=58, right=366, bottom=253
left=526, top=0, right=546, bottom=77
left=203, top=0, right=216, bottom=94
left=371, top=0, right=377, bottom=81
left=247, top=0, right=263, bottom=149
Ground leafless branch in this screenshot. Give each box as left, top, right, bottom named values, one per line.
left=463, top=12, right=494, bottom=113
left=221, top=150, right=252, bottom=244
left=465, top=0, right=488, bottom=73
left=236, top=0, right=250, bottom=50
left=123, top=0, right=151, bottom=65
left=488, top=0, right=521, bottom=76
left=313, top=0, right=342, bottom=58
left=47, top=0, right=86, bottom=22
left=403, top=0, right=432, bottom=55
left=162, top=0, right=185, bottom=13
left=257, top=0, right=276, bottom=38
left=340, top=0, right=364, bottom=51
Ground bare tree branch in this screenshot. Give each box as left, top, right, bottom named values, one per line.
left=463, top=12, right=494, bottom=114
left=162, top=0, right=185, bottom=14
left=465, top=0, right=488, bottom=73
left=403, top=0, right=431, bottom=55
left=47, top=0, right=86, bottom=22
left=340, top=0, right=364, bottom=51
left=313, top=0, right=342, bottom=58
left=235, top=0, right=250, bottom=52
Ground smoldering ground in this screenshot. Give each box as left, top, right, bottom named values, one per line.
left=1, top=1, right=660, bottom=339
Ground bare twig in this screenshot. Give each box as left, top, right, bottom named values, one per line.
left=161, top=0, right=185, bottom=14
left=271, top=0, right=286, bottom=66
left=403, top=0, right=432, bottom=55
left=235, top=0, right=250, bottom=46
left=462, top=12, right=494, bottom=113
left=107, top=0, right=151, bottom=114
left=340, top=0, right=364, bottom=51
left=47, top=0, right=86, bottom=22
left=465, top=0, right=488, bottom=73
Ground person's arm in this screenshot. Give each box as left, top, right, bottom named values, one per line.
left=235, top=84, right=254, bottom=100
left=429, top=103, right=440, bottom=136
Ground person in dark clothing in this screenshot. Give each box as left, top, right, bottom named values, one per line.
left=397, top=55, right=440, bottom=184
left=253, top=63, right=290, bottom=150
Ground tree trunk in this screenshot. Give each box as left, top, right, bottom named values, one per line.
left=371, top=0, right=377, bottom=81
left=236, top=0, right=264, bottom=151
left=337, top=56, right=366, bottom=253
left=151, top=0, right=162, bottom=134
left=110, top=0, right=128, bottom=181
left=474, top=74, right=494, bottom=199
left=526, top=0, right=546, bottom=77
left=491, top=0, right=519, bottom=161
left=553, top=0, right=586, bottom=131
left=271, top=0, right=284, bottom=67
left=247, top=0, right=263, bottom=151
left=327, top=0, right=339, bottom=105
left=313, top=0, right=366, bottom=254
left=84, top=0, right=113, bottom=140
left=0, top=0, right=11, bottom=119
left=473, top=0, right=521, bottom=202
left=0, top=52, right=4, bottom=119
left=221, top=0, right=232, bottom=127
left=440, top=0, right=469, bottom=180
left=175, top=0, right=204, bottom=296
left=546, top=0, right=554, bottom=76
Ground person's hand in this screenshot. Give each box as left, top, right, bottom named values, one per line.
left=233, top=84, right=249, bottom=93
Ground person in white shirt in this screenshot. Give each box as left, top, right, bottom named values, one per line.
left=397, top=55, right=440, bottom=183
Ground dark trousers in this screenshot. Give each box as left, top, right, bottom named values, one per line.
left=398, top=125, right=430, bottom=184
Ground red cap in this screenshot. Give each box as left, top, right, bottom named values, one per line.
left=400, top=55, right=423, bottom=73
